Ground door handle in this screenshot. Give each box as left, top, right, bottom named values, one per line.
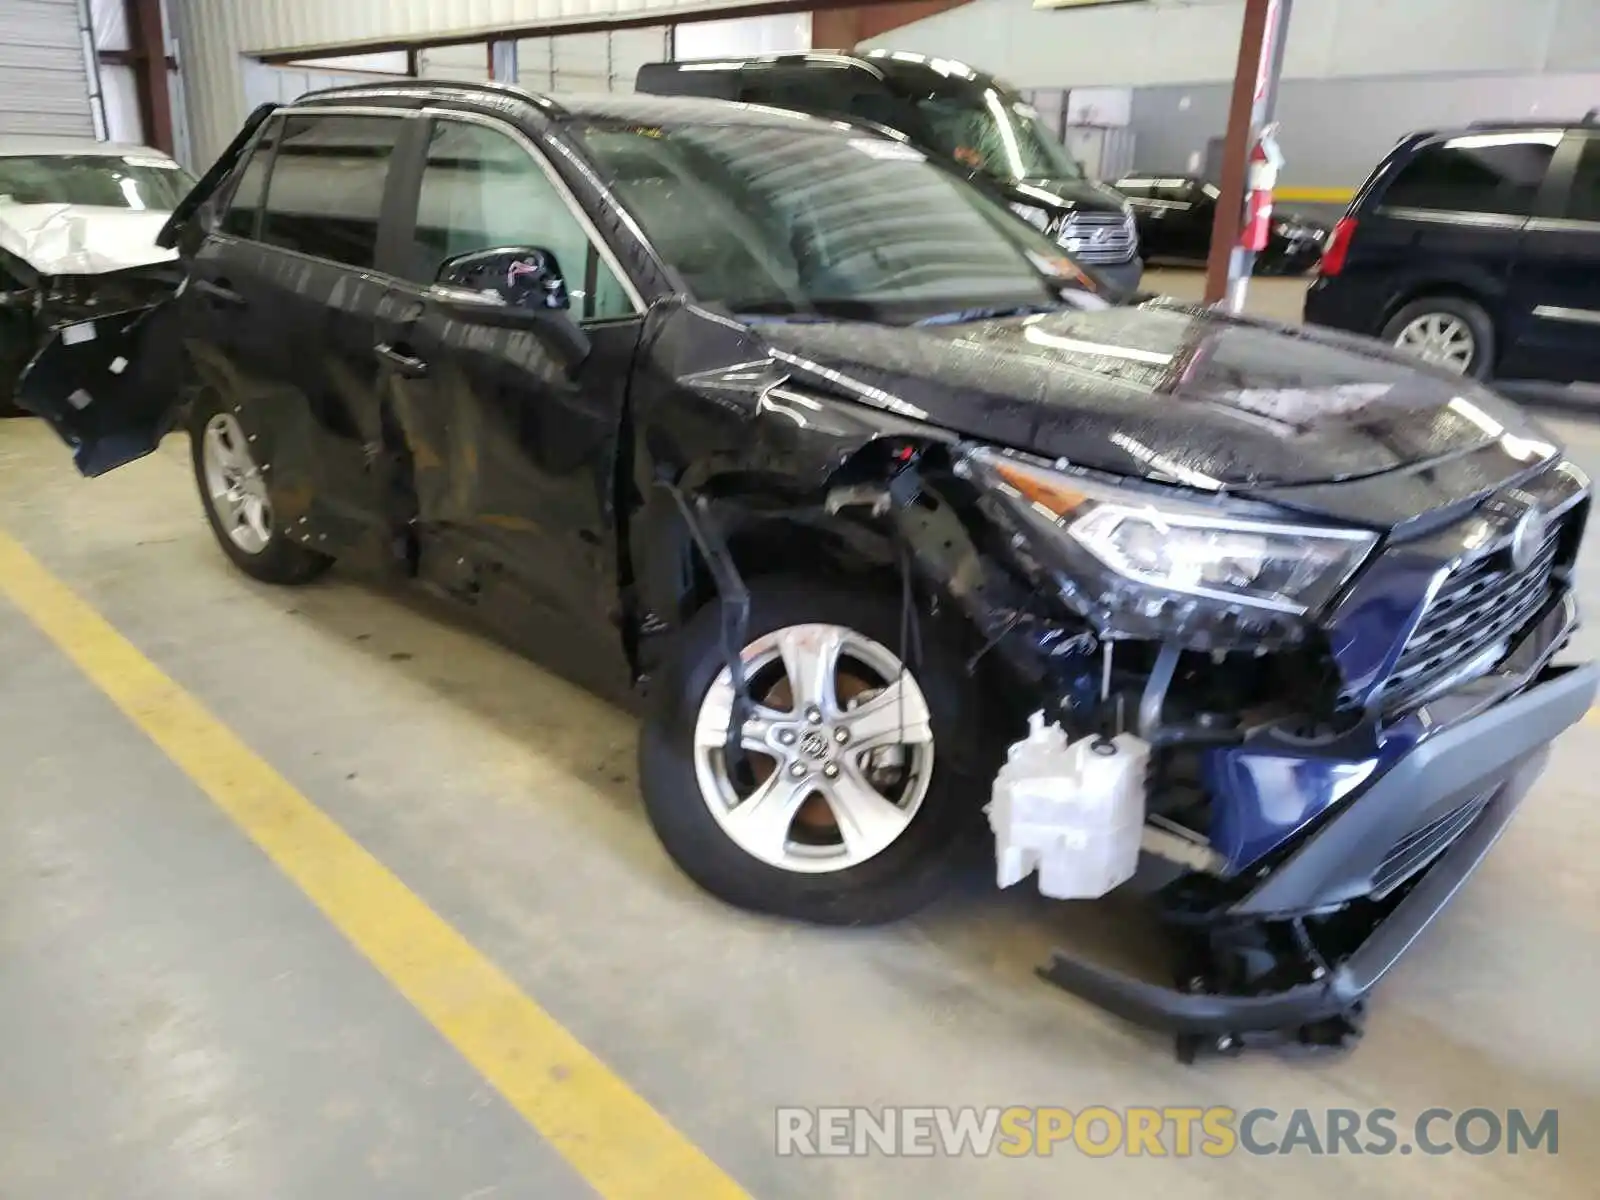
left=374, top=342, right=428, bottom=377
left=194, top=277, right=247, bottom=307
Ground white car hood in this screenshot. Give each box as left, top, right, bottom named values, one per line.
left=0, top=203, right=176, bottom=275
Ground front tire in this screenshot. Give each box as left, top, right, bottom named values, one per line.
left=639, top=577, right=988, bottom=926
left=190, top=397, right=332, bottom=585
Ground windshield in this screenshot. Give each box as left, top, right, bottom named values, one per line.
left=0, top=154, right=195, bottom=210
left=909, top=86, right=1085, bottom=182
left=580, top=121, right=1100, bottom=323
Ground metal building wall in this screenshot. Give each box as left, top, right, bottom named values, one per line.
left=1128, top=69, right=1600, bottom=202
left=860, top=0, right=1600, bottom=89
left=167, top=0, right=778, bottom=168
left=0, top=0, right=99, bottom=138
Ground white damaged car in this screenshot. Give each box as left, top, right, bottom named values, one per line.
left=0, top=137, right=193, bottom=413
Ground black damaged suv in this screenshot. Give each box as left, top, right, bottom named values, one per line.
left=20, top=82, right=1596, bottom=1057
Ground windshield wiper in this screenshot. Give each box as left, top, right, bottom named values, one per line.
left=914, top=302, right=1062, bottom=327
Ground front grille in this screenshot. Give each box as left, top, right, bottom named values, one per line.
left=1058, top=211, right=1138, bottom=265
left=1371, top=790, right=1492, bottom=898
left=1367, top=518, right=1563, bottom=714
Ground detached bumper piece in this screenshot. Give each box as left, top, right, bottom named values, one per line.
left=1037, top=656, right=1599, bottom=1063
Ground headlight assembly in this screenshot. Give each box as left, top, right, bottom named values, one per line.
left=965, top=447, right=1378, bottom=646
left=1009, top=202, right=1052, bottom=232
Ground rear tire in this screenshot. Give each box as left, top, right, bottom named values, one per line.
left=189, top=395, right=332, bottom=586
left=638, top=576, right=990, bottom=926
left=1381, top=295, right=1494, bottom=379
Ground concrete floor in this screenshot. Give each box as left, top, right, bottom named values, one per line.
left=4, top=302, right=1600, bottom=1194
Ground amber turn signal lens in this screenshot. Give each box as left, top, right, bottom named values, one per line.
left=993, top=461, right=1088, bottom=519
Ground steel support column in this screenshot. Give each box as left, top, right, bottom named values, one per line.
left=123, top=0, right=174, bottom=154
left=1203, top=0, right=1292, bottom=307
left=489, top=39, right=520, bottom=83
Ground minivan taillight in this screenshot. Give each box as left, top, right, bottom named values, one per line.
left=1318, top=217, right=1357, bottom=276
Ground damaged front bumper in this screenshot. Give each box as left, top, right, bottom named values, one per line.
left=1038, top=592, right=1597, bottom=1047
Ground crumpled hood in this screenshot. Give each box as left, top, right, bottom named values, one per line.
left=0, top=203, right=176, bottom=275
left=755, top=300, right=1556, bottom=491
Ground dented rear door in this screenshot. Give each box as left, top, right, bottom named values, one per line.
left=17, top=274, right=186, bottom=476
left=14, top=103, right=281, bottom=475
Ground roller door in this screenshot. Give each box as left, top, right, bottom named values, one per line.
left=0, top=0, right=96, bottom=138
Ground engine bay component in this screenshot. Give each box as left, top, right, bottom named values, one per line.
left=988, top=711, right=1150, bottom=899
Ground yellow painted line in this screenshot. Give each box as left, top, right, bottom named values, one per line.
left=0, top=527, right=750, bottom=1200
left=1276, top=186, right=1355, bottom=204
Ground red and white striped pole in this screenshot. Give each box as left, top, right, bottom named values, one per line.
left=1229, top=124, right=1284, bottom=311
left=1204, top=0, right=1294, bottom=311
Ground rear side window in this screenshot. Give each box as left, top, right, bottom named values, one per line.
left=1381, top=133, right=1558, bottom=217
left=739, top=68, right=904, bottom=128
left=1563, top=135, right=1600, bottom=222
left=219, top=119, right=278, bottom=239
left=260, top=114, right=406, bottom=268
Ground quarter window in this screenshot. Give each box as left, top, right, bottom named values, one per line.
left=407, top=119, right=632, bottom=321
left=1563, top=136, right=1600, bottom=223
left=1382, top=133, right=1558, bottom=217
left=259, top=115, right=406, bottom=268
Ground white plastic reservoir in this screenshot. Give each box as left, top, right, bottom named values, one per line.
left=987, top=711, right=1150, bottom=900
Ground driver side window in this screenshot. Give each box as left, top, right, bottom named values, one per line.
left=408, top=119, right=633, bottom=321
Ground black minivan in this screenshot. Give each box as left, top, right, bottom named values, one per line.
left=1305, top=116, right=1600, bottom=383
left=635, top=50, right=1144, bottom=295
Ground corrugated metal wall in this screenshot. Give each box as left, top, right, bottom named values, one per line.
left=0, top=0, right=98, bottom=138
left=860, top=0, right=1600, bottom=90
left=168, top=0, right=778, bottom=168
left=1129, top=70, right=1600, bottom=196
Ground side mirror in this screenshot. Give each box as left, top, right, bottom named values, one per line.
left=436, top=245, right=573, bottom=312
left=432, top=245, right=590, bottom=365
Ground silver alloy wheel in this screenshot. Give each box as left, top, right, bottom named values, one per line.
left=692, top=623, right=935, bottom=874
left=200, top=412, right=273, bottom=555
left=1394, top=312, right=1476, bottom=374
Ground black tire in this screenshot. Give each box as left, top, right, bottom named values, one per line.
left=638, top=576, right=992, bottom=926
left=1380, top=294, right=1495, bottom=379
left=189, top=395, right=333, bottom=586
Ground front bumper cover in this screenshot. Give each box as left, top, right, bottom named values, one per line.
left=1038, top=594, right=1598, bottom=1039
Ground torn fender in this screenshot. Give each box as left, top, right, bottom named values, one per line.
left=625, top=300, right=1093, bottom=707
left=630, top=298, right=957, bottom=500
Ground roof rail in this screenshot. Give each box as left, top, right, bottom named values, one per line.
left=295, top=77, right=565, bottom=116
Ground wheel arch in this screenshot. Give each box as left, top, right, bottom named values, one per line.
left=624, top=434, right=957, bottom=681
left=1376, top=270, right=1501, bottom=334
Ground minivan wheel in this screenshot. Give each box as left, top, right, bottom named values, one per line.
left=638, top=578, right=983, bottom=926
left=1382, top=296, right=1494, bottom=378
left=190, top=399, right=332, bottom=585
